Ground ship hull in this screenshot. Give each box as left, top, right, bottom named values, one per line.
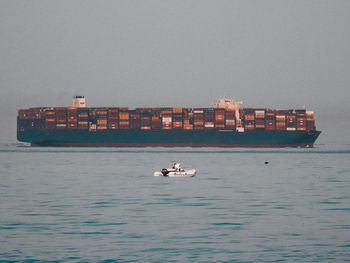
left=17, top=129, right=321, bottom=148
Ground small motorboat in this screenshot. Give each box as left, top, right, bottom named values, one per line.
left=154, top=163, right=196, bottom=177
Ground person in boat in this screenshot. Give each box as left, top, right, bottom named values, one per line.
left=174, top=163, right=183, bottom=172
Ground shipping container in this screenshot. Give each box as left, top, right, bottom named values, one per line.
left=276, top=115, right=286, bottom=121
left=225, top=119, right=235, bottom=127
left=141, top=116, right=151, bottom=126
left=183, top=124, right=193, bottom=130
left=56, top=123, right=67, bottom=129
left=194, top=125, right=204, bottom=130
left=173, top=121, right=183, bottom=129
left=161, top=110, right=172, bottom=116
left=130, top=120, right=141, bottom=129
left=255, top=110, right=265, bottom=119
left=78, top=121, right=89, bottom=125
left=255, top=119, right=265, bottom=129
left=286, top=114, right=297, bottom=129
left=244, top=124, right=255, bottom=130
left=193, top=109, right=204, bottom=114
left=215, top=109, right=225, bottom=123
left=306, top=111, right=314, bottom=120
left=172, top=107, right=183, bottom=114
left=225, top=110, right=235, bottom=120
left=265, top=119, right=276, bottom=130
left=244, top=114, right=255, bottom=121
left=215, top=123, right=225, bottom=129
left=119, top=111, right=130, bottom=120
left=306, top=120, right=315, bottom=131
left=119, top=120, right=130, bottom=129
left=162, top=124, right=172, bottom=130
left=297, top=118, right=306, bottom=131
left=45, top=121, right=56, bottom=130
left=265, top=109, right=275, bottom=120
left=108, top=109, right=119, bottom=121
left=97, top=119, right=107, bottom=125
left=108, top=121, right=119, bottom=130
left=204, top=121, right=215, bottom=129
left=276, top=122, right=286, bottom=131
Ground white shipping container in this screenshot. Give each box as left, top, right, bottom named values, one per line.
left=255, top=110, right=265, bottom=116
left=162, top=117, right=172, bottom=123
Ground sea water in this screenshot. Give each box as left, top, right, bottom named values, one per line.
left=0, top=143, right=349, bottom=262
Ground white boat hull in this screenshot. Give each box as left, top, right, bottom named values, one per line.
left=154, top=169, right=196, bottom=177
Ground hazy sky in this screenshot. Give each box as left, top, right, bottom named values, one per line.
left=1, top=1, right=349, bottom=143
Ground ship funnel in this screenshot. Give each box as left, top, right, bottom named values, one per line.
left=72, top=95, right=86, bottom=108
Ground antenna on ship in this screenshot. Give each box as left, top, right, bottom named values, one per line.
left=72, top=95, right=86, bottom=108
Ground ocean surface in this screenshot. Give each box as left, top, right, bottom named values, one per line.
left=0, top=143, right=349, bottom=262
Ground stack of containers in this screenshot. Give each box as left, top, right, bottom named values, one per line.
left=193, top=109, right=204, bottom=130
left=286, top=111, right=297, bottom=131
left=17, top=110, right=26, bottom=131
left=224, top=110, right=235, bottom=130
left=18, top=109, right=30, bottom=130
left=244, top=109, right=255, bottom=130
left=28, top=108, right=45, bottom=129
left=77, top=108, right=89, bottom=129
left=265, top=109, right=276, bottom=130
left=129, top=111, right=140, bottom=129
left=55, top=108, right=67, bottom=129
left=45, top=109, right=56, bottom=130
left=296, top=110, right=306, bottom=131
left=255, top=110, right=265, bottom=129
left=119, top=108, right=130, bottom=129
left=215, top=109, right=225, bottom=129
left=172, top=108, right=183, bottom=129
left=108, top=108, right=119, bottom=129
left=204, top=109, right=215, bottom=129
left=161, top=109, right=172, bottom=130
left=140, top=111, right=151, bottom=130
left=67, top=108, right=77, bottom=129
left=275, top=110, right=286, bottom=130
left=88, top=109, right=97, bottom=130
left=26, top=108, right=42, bottom=119
left=17, top=108, right=41, bottom=130
left=151, top=116, right=162, bottom=130
left=306, top=111, right=315, bottom=131
left=18, top=109, right=26, bottom=119
left=96, top=109, right=108, bottom=130
left=183, top=109, right=193, bottom=130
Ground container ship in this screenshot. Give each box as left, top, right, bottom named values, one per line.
left=17, top=96, right=321, bottom=147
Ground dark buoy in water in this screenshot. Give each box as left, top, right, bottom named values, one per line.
left=265, top=161, right=269, bottom=164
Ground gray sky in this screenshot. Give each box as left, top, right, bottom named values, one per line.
left=1, top=1, right=349, bottom=143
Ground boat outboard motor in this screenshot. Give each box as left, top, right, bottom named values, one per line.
left=161, top=168, right=169, bottom=176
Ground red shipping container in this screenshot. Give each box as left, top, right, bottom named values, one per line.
left=266, top=120, right=276, bottom=130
